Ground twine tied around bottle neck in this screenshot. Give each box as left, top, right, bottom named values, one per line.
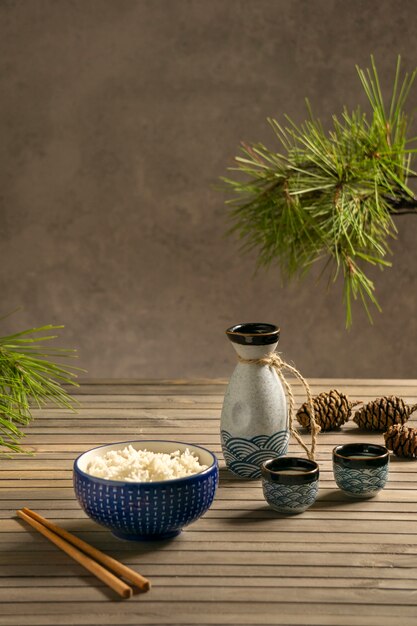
left=237, top=352, right=320, bottom=461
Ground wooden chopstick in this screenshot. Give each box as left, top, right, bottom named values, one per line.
left=16, top=509, right=150, bottom=598
left=17, top=509, right=132, bottom=598
left=20, top=508, right=151, bottom=592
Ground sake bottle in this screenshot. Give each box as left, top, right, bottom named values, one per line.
left=220, top=323, right=289, bottom=479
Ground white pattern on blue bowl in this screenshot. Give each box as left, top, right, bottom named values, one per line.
left=73, top=440, right=219, bottom=541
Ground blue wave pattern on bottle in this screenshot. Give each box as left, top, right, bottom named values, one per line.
left=334, top=463, right=388, bottom=496
left=221, top=429, right=289, bottom=478
left=262, top=480, right=318, bottom=513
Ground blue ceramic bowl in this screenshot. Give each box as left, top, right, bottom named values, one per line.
left=73, top=440, right=219, bottom=541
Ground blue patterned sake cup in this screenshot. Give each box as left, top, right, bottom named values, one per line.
left=333, top=443, right=389, bottom=499
left=74, top=440, right=219, bottom=541
left=261, top=457, right=319, bottom=514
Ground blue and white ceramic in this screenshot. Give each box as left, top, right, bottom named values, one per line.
left=73, top=440, right=219, bottom=541
left=333, top=443, right=389, bottom=498
left=261, top=457, right=320, bottom=514
left=221, top=323, right=289, bottom=479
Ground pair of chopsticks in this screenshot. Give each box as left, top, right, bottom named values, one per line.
left=16, top=508, right=151, bottom=599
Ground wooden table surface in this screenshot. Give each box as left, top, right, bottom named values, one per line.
left=2, top=379, right=417, bottom=626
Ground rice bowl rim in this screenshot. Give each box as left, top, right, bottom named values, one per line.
left=73, top=439, right=218, bottom=487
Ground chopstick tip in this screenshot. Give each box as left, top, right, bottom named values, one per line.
left=123, top=587, right=133, bottom=599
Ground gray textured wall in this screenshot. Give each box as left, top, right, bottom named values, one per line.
left=1, top=0, right=416, bottom=379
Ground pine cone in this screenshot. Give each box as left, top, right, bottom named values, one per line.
left=384, top=424, right=417, bottom=458
left=353, top=396, right=417, bottom=431
left=296, top=389, right=358, bottom=432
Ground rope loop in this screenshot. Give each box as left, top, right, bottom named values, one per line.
left=237, top=353, right=320, bottom=461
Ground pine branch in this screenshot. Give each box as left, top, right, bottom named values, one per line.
left=0, top=323, right=81, bottom=454
left=222, top=56, right=417, bottom=326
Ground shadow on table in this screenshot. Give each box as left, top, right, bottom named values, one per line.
left=222, top=505, right=294, bottom=523
left=312, top=489, right=363, bottom=507
left=388, top=455, right=417, bottom=464
left=218, top=466, right=259, bottom=484
left=221, top=487, right=372, bottom=524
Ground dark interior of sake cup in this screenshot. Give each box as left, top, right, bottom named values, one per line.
left=333, top=443, right=389, bottom=469
left=261, top=457, right=319, bottom=485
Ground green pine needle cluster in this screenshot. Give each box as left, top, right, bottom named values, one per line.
left=0, top=323, right=79, bottom=453
left=222, top=57, right=417, bottom=326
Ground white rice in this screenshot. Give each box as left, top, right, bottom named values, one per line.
left=85, top=445, right=208, bottom=482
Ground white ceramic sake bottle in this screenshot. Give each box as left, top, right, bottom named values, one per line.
left=220, top=323, right=289, bottom=479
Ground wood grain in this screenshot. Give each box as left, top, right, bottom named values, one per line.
left=2, top=378, right=417, bottom=625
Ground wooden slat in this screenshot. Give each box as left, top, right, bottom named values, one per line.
left=2, top=378, right=417, bottom=626
left=4, top=506, right=417, bottom=521
left=2, top=607, right=417, bottom=626
left=2, top=537, right=417, bottom=554
left=1, top=586, right=417, bottom=603
left=1, top=574, right=416, bottom=587
left=2, top=596, right=417, bottom=617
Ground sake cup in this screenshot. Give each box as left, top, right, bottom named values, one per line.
left=261, top=457, right=319, bottom=514
left=333, top=443, right=389, bottom=498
